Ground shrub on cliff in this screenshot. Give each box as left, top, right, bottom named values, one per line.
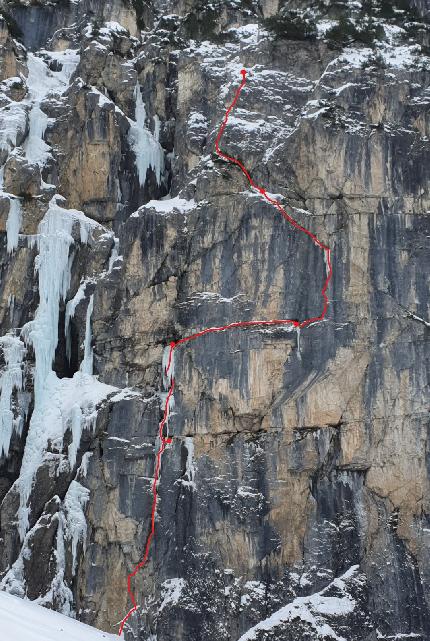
left=325, top=15, right=384, bottom=48
left=263, top=10, right=317, bottom=41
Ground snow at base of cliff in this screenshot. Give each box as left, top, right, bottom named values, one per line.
left=0, top=590, right=116, bottom=640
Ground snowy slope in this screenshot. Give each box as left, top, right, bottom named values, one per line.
left=0, top=591, right=117, bottom=641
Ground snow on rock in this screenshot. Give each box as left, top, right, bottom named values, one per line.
left=0, top=590, right=116, bottom=640
left=237, top=566, right=359, bottom=641
left=159, top=578, right=186, bottom=612
left=133, top=195, right=196, bottom=216
left=338, top=44, right=428, bottom=71
left=0, top=334, right=26, bottom=458
left=128, top=83, right=165, bottom=188
left=0, top=101, right=28, bottom=156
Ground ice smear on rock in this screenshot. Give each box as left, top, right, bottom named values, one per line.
left=24, top=51, right=79, bottom=166
left=181, top=437, right=196, bottom=489
left=64, top=480, right=90, bottom=576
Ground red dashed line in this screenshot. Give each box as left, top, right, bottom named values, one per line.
left=118, top=68, right=333, bottom=636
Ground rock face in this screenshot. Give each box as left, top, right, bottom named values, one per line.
left=0, top=1, right=430, bottom=640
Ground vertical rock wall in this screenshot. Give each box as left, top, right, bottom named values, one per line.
left=0, top=1, right=429, bottom=640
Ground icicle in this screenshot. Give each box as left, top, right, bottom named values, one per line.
left=296, top=325, right=302, bottom=360
left=6, top=198, right=22, bottom=254
left=17, top=197, right=104, bottom=540
left=324, top=247, right=331, bottom=277
left=128, top=83, right=165, bottom=187
left=80, top=294, right=94, bottom=375
left=21, top=198, right=76, bottom=400
left=65, top=281, right=86, bottom=363
left=0, top=335, right=26, bottom=458
left=68, top=404, right=83, bottom=469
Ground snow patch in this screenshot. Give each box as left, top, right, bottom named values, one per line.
left=0, top=589, right=116, bottom=640
left=159, top=578, right=186, bottom=612
left=134, top=195, right=196, bottom=216
left=238, top=567, right=358, bottom=641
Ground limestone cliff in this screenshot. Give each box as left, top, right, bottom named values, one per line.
left=0, top=1, right=429, bottom=640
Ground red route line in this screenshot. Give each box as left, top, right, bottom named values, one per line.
left=118, top=68, right=333, bottom=636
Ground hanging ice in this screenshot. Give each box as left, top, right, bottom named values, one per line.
left=16, top=197, right=113, bottom=539
left=80, top=295, right=94, bottom=375
left=128, top=83, right=165, bottom=187
left=6, top=198, right=22, bottom=254
left=65, top=282, right=86, bottom=363
left=22, top=198, right=77, bottom=397
left=0, top=335, right=26, bottom=458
